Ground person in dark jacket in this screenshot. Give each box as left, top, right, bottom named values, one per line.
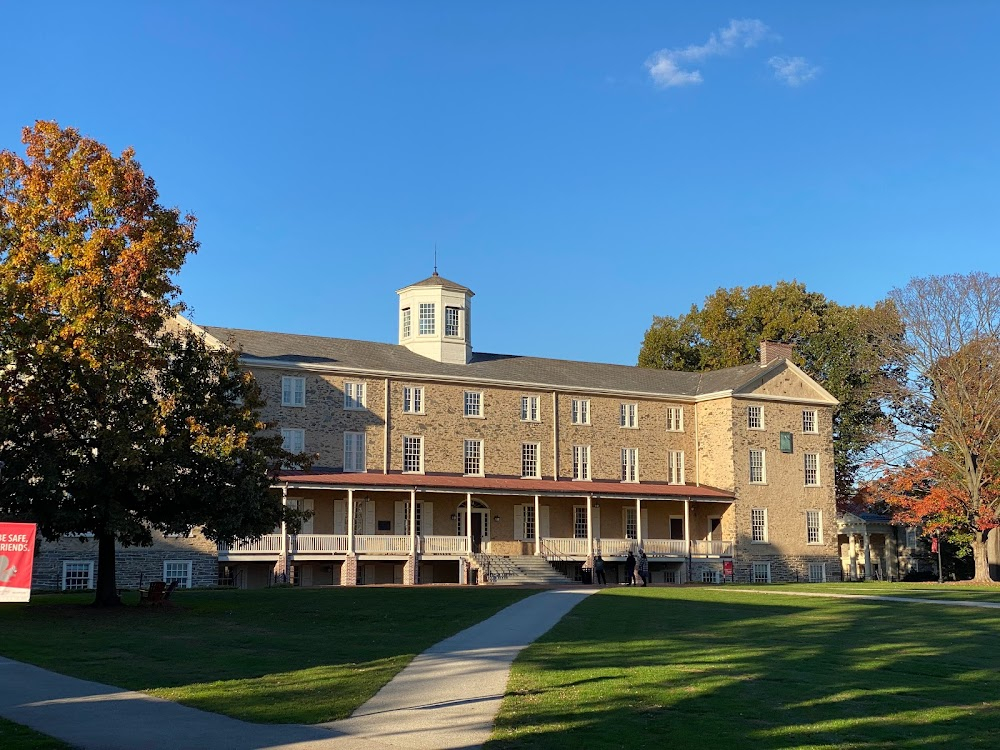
left=625, top=550, right=636, bottom=585
left=594, top=554, right=607, bottom=585
left=638, top=550, right=649, bottom=586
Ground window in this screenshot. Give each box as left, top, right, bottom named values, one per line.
left=281, top=376, right=305, bottom=407
left=344, top=382, right=366, bottom=410
left=419, top=302, right=435, bottom=335
left=403, top=502, right=423, bottom=535
left=445, top=306, right=461, bottom=337
left=572, top=445, right=591, bottom=481
left=906, top=528, right=918, bottom=548
left=403, top=386, right=424, bottom=414
left=621, top=448, right=639, bottom=482
left=802, top=409, right=817, bottom=433
left=620, top=403, right=638, bottom=428
left=806, top=510, right=822, bottom=544
left=574, top=507, right=587, bottom=539
left=571, top=399, right=590, bottom=425
left=667, top=450, right=685, bottom=485
left=748, top=405, right=764, bottom=430
left=751, top=508, right=768, bottom=543
left=281, top=428, right=304, bottom=454
left=749, top=449, right=766, bottom=483
left=804, top=453, right=820, bottom=486
left=401, top=307, right=411, bottom=338
left=521, top=443, right=540, bottom=478
left=624, top=507, right=638, bottom=539
left=464, top=439, right=483, bottom=476
left=163, top=560, right=193, bottom=589
left=666, top=406, right=684, bottom=432
left=61, top=561, right=93, bottom=591
left=344, top=431, right=366, bottom=472
left=403, top=436, right=423, bottom=473
left=669, top=517, right=685, bottom=540
left=752, top=561, right=772, bottom=583
left=809, top=563, right=827, bottom=583
left=702, top=569, right=721, bottom=584
left=522, top=505, right=536, bottom=540
left=464, top=391, right=482, bottom=418
left=520, top=395, right=540, bottom=422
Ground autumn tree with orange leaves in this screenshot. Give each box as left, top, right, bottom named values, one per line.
left=880, top=273, right=1000, bottom=582
left=0, top=122, right=304, bottom=605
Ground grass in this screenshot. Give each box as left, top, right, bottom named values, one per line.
left=0, top=587, right=532, bottom=724
left=486, top=586, right=1000, bottom=749
left=737, top=581, right=1000, bottom=603
left=0, top=718, right=71, bottom=749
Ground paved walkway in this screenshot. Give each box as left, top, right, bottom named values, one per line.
left=0, top=588, right=595, bottom=750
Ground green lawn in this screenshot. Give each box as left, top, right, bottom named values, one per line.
left=0, top=718, right=71, bottom=750
left=0, top=587, right=531, bottom=724
left=738, top=581, right=1000, bottom=603
left=486, top=586, right=1000, bottom=749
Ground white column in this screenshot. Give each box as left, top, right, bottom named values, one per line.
left=586, top=495, right=594, bottom=552
left=864, top=532, right=873, bottom=580
left=683, top=498, right=691, bottom=544
left=465, top=492, right=473, bottom=554
left=347, top=489, right=355, bottom=554
left=280, top=486, right=289, bottom=557
left=409, top=489, right=417, bottom=555
left=534, top=494, right=541, bottom=556
left=635, top=497, right=642, bottom=547
left=848, top=533, right=857, bottom=580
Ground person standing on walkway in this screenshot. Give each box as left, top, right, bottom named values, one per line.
left=625, top=550, right=636, bottom=586
left=594, top=554, right=607, bottom=585
left=583, top=551, right=595, bottom=585
left=638, top=550, right=649, bottom=586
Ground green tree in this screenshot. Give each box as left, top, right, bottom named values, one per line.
left=0, top=122, right=304, bottom=605
left=638, top=281, right=905, bottom=501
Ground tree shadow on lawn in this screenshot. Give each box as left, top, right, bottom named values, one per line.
left=486, top=588, right=1000, bottom=749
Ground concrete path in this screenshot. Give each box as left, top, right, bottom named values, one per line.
left=732, top=588, right=1000, bottom=609
left=0, top=588, right=595, bottom=750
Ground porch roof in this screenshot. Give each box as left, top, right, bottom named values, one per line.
left=276, top=471, right=736, bottom=502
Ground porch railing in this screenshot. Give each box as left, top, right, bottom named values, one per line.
left=422, top=535, right=470, bottom=555
left=355, top=534, right=411, bottom=554
left=541, top=537, right=592, bottom=557
left=691, top=539, right=734, bottom=557
left=218, top=534, right=282, bottom=554
left=596, top=538, right=638, bottom=557
left=642, top=539, right=689, bottom=557
left=294, top=534, right=349, bottom=553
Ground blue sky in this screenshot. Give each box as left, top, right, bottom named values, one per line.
left=4, top=2, right=999, bottom=365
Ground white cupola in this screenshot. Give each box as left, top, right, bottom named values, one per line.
left=396, top=272, right=474, bottom=364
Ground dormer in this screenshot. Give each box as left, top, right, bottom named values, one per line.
left=397, top=272, right=474, bottom=364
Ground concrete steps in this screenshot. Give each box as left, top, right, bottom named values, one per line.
left=473, top=553, right=575, bottom=586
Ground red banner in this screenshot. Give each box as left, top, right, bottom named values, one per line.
left=0, top=523, right=37, bottom=603
left=723, top=560, right=734, bottom=577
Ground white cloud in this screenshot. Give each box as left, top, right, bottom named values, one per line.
left=768, top=56, right=820, bottom=87
left=646, top=18, right=774, bottom=87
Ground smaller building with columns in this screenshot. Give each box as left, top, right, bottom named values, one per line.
left=836, top=512, right=929, bottom=581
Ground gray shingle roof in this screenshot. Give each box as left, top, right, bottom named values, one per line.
left=400, top=272, right=473, bottom=294
left=202, top=326, right=769, bottom=398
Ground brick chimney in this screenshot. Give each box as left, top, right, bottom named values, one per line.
left=760, top=340, right=794, bottom=367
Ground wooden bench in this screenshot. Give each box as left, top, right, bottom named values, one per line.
left=139, top=580, right=178, bottom=605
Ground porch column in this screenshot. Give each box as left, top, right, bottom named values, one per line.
left=409, top=489, right=417, bottom=555
left=534, top=494, right=541, bottom=556
left=465, top=492, right=473, bottom=554
left=684, top=497, right=692, bottom=584
left=347, top=489, right=355, bottom=554
left=848, top=533, right=857, bottom=580
left=277, top=486, right=290, bottom=583
left=636, top=497, right=643, bottom=548
left=863, top=532, right=873, bottom=580
left=586, top=495, right=594, bottom=552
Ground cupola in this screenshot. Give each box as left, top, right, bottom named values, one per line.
left=396, top=272, right=474, bottom=364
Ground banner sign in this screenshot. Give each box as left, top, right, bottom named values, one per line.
left=722, top=560, right=734, bottom=577
left=0, top=523, right=37, bottom=603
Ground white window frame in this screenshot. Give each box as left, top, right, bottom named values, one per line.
left=573, top=506, right=588, bottom=539
left=344, top=381, right=366, bottom=410
left=520, top=395, right=540, bottom=422
left=521, top=443, right=540, bottom=479
left=163, top=560, right=193, bottom=589
left=401, top=307, right=411, bottom=339
left=667, top=450, right=685, bottom=485
left=748, top=405, right=764, bottom=430
left=281, top=376, right=305, bottom=407
left=344, top=431, right=367, bottom=473
left=403, top=435, right=424, bottom=474
left=621, top=447, right=639, bottom=483
left=624, top=507, right=638, bottom=540
left=749, top=448, right=766, bottom=484
left=418, top=302, right=435, bottom=335
left=752, top=561, right=772, bottom=583
left=666, top=406, right=684, bottom=432
left=804, top=453, right=820, bottom=487
left=802, top=409, right=818, bottom=433
left=281, top=428, right=305, bottom=454
left=402, top=386, right=424, bottom=414
left=464, top=391, right=483, bottom=418
left=572, top=445, right=591, bottom=481
left=751, top=507, right=768, bottom=543
left=808, top=562, right=827, bottom=583
left=445, top=306, right=461, bottom=337
left=61, top=561, right=94, bottom=591
left=464, top=439, right=483, bottom=477
left=702, top=569, right=721, bottom=584
left=906, top=528, right=918, bottom=548
left=620, top=403, right=638, bottom=428
left=806, top=509, right=822, bottom=544
left=571, top=399, right=590, bottom=425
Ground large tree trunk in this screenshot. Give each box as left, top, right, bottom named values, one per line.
left=93, top=531, right=121, bottom=606
left=971, top=530, right=994, bottom=583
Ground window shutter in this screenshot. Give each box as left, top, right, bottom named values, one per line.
left=394, top=501, right=406, bottom=534
left=423, top=502, right=434, bottom=535
left=334, top=499, right=347, bottom=535
left=364, top=500, right=376, bottom=534
left=540, top=506, right=550, bottom=538
left=513, top=504, right=524, bottom=540
left=592, top=506, right=601, bottom=539
left=640, top=509, right=649, bottom=541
